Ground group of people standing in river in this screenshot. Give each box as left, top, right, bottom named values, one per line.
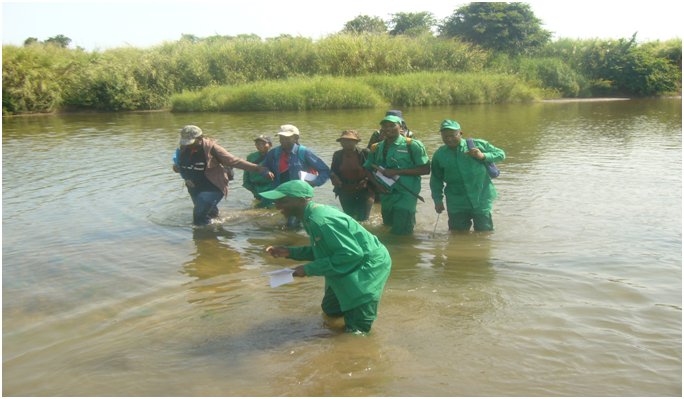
left=171, top=110, right=505, bottom=334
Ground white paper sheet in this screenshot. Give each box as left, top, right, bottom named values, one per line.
left=374, top=170, right=398, bottom=187
left=299, top=171, right=317, bottom=182
left=264, top=268, right=295, bottom=288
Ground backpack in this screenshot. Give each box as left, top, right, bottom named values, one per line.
left=466, top=138, right=499, bottom=178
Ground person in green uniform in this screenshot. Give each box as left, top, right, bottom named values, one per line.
left=430, top=119, right=505, bottom=232
left=364, top=115, right=430, bottom=235
left=242, top=135, right=274, bottom=208
left=263, top=180, right=392, bottom=334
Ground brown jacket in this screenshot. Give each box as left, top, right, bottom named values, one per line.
left=199, top=137, right=262, bottom=197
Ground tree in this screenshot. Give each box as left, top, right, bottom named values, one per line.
left=23, top=37, right=39, bottom=46
left=44, top=34, right=72, bottom=48
left=439, top=2, right=551, bottom=55
left=388, top=12, right=436, bottom=37
left=342, top=15, right=387, bottom=34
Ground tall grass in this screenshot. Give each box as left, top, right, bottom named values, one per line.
left=171, top=72, right=544, bottom=112
left=172, top=76, right=388, bottom=112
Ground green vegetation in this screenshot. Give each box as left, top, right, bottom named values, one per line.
left=3, top=3, right=681, bottom=115
left=171, top=72, right=543, bottom=112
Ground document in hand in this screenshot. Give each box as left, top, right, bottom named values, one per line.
left=264, top=268, right=295, bottom=288
left=299, top=171, right=317, bottom=182
left=374, top=170, right=398, bottom=188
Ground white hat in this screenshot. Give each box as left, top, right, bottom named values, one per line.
left=277, top=124, right=300, bottom=137
left=179, top=125, right=203, bottom=146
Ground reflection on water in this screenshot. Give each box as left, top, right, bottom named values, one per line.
left=2, top=100, right=681, bottom=396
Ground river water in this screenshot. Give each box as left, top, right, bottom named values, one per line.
left=2, top=99, right=681, bottom=396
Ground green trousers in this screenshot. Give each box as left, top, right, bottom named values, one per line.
left=321, top=286, right=379, bottom=333
left=448, top=210, right=494, bottom=231
left=381, top=207, right=416, bottom=235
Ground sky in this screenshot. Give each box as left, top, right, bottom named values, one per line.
left=2, top=0, right=682, bottom=51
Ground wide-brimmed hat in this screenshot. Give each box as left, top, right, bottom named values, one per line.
left=254, top=135, right=272, bottom=145
left=277, top=124, right=300, bottom=137
left=179, top=125, right=203, bottom=146
left=259, top=180, right=314, bottom=200
left=336, top=130, right=361, bottom=142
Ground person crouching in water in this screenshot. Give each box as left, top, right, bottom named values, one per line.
left=330, top=130, right=374, bottom=222
left=264, top=180, right=392, bottom=334
left=175, top=125, right=272, bottom=225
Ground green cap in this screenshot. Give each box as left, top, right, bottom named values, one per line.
left=440, top=119, right=461, bottom=131
left=259, top=180, right=314, bottom=200
left=380, top=115, right=403, bottom=125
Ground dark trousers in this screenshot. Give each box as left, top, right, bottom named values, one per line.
left=188, top=189, right=223, bottom=225
left=338, top=190, right=373, bottom=222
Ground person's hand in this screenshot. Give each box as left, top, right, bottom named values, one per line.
left=258, top=166, right=275, bottom=180
left=184, top=179, right=196, bottom=188
left=266, top=246, right=290, bottom=258
left=292, top=265, right=306, bottom=277
left=355, top=178, right=368, bottom=190
left=435, top=203, right=445, bottom=214
left=467, top=148, right=485, bottom=160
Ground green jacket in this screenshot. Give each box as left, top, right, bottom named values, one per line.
left=287, top=202, right=392, bottom=311
left=242, top=151, right=272, bottom=197
left=363, top=135, right=429, bottom=212
left=430, top=139, right=505, bottom=212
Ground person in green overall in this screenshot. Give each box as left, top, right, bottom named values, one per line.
left=242, top=135, right=274, bottom=208
left=263, top=180, right=392, bottom=334
left=430, top=119, right=505, bottom=232
left=364, top=115, right=430, bottom=235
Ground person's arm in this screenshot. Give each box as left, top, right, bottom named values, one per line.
left=303, top=149, right=331, bottom=187
left=381, top=141, right=430, bottom=178
left=363, top=146, right=389, bottom=193
left=329, top=151, right=342, bottom=188
left=213, top=144, right=272, bottom=179
left=475, top=139, right=505, bottom=163
left=429, top=151, right=446, bottom=213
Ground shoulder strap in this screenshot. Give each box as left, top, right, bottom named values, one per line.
left=405, top=137, right=415, bottom=165
left=465, top=138, right=476, bottom=150
left=296, top=144, right=308, bottom=163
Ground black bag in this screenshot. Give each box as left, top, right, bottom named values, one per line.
left=466, top=138, right=499, bottom=178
